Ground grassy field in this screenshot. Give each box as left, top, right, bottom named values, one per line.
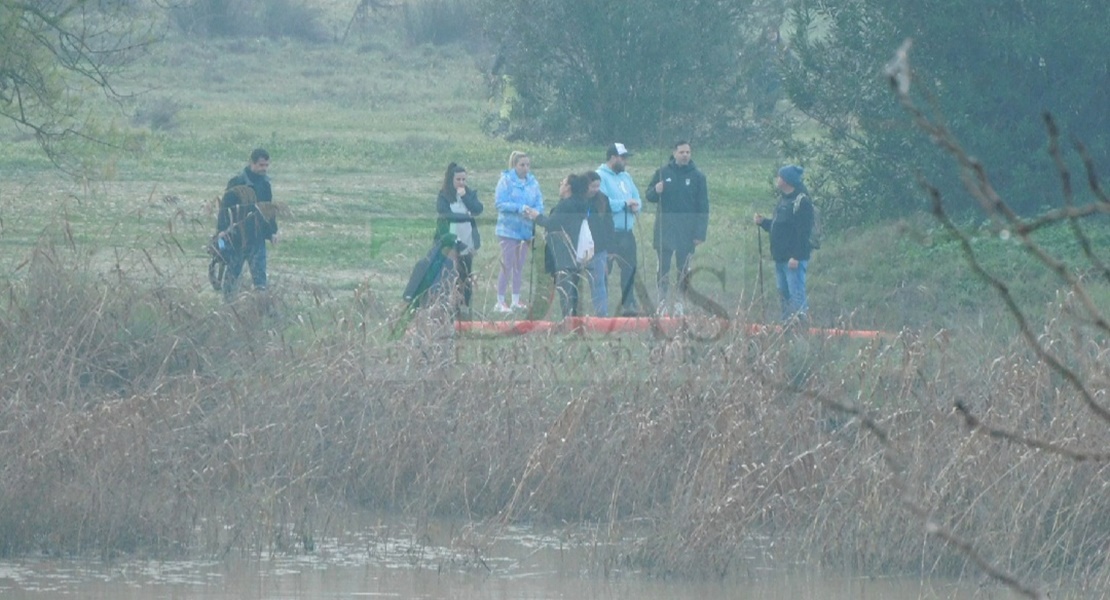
left=0, top=30, right=794, bottom=323
left=2, top=13, right=1109, bottom=593
left=3, top=17, right=1103, bottom=330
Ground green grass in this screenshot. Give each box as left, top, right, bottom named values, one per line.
left=0, top=31, right=791, bottom=320
left=1, top=23, right=1106, bottom=331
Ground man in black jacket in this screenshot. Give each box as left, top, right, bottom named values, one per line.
left=217, top=148, right=278, bottom=301
left=646, top=141, right=709, bottom=316
left=754, top=165, right=813, bottom=323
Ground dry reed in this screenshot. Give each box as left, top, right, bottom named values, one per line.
left=0, top=240, right=1108, bottom=592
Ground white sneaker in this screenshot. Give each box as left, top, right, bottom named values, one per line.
left=672, top=302, right=685, bottom=317
left=510, top=302, right=528, bottom=311
left=494, top=302, right=512, bottom=313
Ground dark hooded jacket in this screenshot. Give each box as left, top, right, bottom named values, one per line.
left=586, top=190, right=616, bottom=254
left=536, top=193, right=591, bottom=274
left=217, top=167, right=277, bottom=246
left=759, top=185, right=813, bottom=262
left=646, top=158, right=709, bottom=251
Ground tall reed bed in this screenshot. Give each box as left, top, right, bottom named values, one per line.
left=1, top=245, right=1108, bottom=590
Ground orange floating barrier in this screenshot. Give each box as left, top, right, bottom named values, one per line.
left=456, top=317, right=890, bottom=339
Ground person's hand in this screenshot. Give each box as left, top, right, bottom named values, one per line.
left=788, top=258, right=799, bottom=269
left=270, top=233, right=281, bottom=245
left=522, top=206, right=537, bottom=220
left=654, top=181, right=664, bottom=194
left=627, top=199, right=640, bottom=212
left=754, top=214, right=764, bottom=225
left=456, top=187, right=465, bottom=199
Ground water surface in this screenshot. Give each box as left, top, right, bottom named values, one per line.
left=0, top=521, right=1037, bottom=599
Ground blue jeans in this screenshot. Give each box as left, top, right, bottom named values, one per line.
left=223, top=240, right=268, bottom=300
left=774, top=259, right=807, bottom=321
left=585, top=250, right=609, bottom=316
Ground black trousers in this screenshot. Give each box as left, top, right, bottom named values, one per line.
left=657, top=245, right=694, bottom=299
left=609, top=231, right=638, bottom=312
left=457, top=253, right=474, bottom=307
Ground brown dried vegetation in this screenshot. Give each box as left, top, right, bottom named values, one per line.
left=1, top=230, right=1108, bottom=592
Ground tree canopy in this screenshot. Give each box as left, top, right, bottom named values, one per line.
left=779, top=0, right=1109, bottom=221
left=0, top=0, right=153, bottom=159
left=483, top=0, right=770, bottom=145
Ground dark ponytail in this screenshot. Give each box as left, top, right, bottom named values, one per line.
left=441, top=162, right=466, bottom=196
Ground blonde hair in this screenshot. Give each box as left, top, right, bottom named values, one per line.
left=508, top=150, right=529, bottom=169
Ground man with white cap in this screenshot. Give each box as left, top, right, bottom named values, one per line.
left=597, top=142, right=643, bottom=316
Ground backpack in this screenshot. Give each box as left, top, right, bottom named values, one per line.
left=793, top=193, right=822, bottom=250
left=402, top=243, right=457, bottom=309
left=207, top=184, right=261, bottom=291
left=206, top=231, right=233, bottom=291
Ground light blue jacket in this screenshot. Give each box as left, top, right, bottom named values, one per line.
left=597, top=164, right=642, bottom=232
left=495, top=169, right=544, bottom=241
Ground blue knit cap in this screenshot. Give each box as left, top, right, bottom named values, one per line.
left=778, top=165, right=804, bottom=189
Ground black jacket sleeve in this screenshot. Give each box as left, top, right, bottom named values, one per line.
left=694, top=171, right=709, bottom=242
left=645, top=167, right=664, bottom=204
left=463, top=189, right=483, bottom=216
left=217, top=188, right=240, bottom=232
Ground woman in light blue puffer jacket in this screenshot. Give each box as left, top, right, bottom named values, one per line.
left=493, top=150, right=544, bottom=312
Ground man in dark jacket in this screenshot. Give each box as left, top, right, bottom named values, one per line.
left=754, top=165, right=813, bottom=323
left=217, top=148, right=278, bottom=301
left=646, top=141, right=709, bottom=316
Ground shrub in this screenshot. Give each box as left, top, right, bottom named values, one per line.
left=131, top=96, right=185, bottom=131
left=481, top=0, right=760, bottom=145
left=169, top=0, right=328, bottom=42
left=402, top=0, right=479, bottom=47
left=778, top=0, right=1109, bottom=224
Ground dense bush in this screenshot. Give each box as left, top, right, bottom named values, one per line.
left=0, top=0, right=155, bottom=155
left=169, top=0, right=329, bottom=42
left=131, top=96, right=185, bottom=131
left=402, top=0, right=479, bottom=47
left=480, top=0, right=768, bottom=144
left=778, top=0, right=1108, bottom=224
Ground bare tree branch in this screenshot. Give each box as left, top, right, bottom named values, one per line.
left=1, top=1, right=155, bottom=165
left=884, top=39, right=1110, bottom=424
left=923, top=179, right=1110, bottom=425
left=1043, top=114, right=1110, bottom=284
left=954, top=402, right=1110, bottom=462
left=839, top=37, right=1110, bottom=599
left=815, top=393, right=1046, bottom=600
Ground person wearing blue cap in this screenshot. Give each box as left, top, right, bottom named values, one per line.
left=754, top=165, right=814, bottom=323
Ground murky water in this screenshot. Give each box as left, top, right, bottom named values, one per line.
left=0, top=522, right=1040, bottom=599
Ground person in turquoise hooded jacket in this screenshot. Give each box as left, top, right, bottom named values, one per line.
left=596, top=143, right=642, bottom=316
left=494, top=150, right=544, bottom=312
